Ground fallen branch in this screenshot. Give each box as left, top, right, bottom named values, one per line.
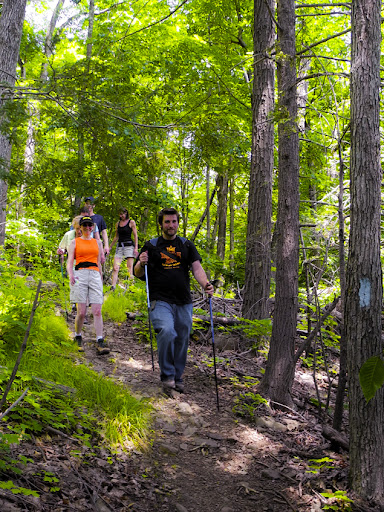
left=294, top=295, right=340, bottom=363
left=0, top=280, right=42, bottom=411
left=32, top=377, right=76, bottom=395
left=322, top=424, right=349, bottom=451
left=193, top=314, right=243, bottom=326
left=45, top=425, right=78, bottom=442
left=0, top=387, right=29, bottom=421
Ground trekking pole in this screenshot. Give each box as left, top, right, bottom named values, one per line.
left=59, top=255, right=69, bottom=322
left=209, top=296, right=220, bottom=411
left=144, top=264, right=155, bottom=371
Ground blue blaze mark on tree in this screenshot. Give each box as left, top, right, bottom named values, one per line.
left=359, top=278, right=371, bottom=308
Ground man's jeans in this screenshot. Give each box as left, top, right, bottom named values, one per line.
left=149, top=301, right=193, bottom=383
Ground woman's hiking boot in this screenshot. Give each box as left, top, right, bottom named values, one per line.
left=97, top=338, right=110, bottom=355
left=74, top=335, right=84, bottom=352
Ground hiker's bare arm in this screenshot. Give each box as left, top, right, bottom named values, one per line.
left=131, top=220, right=139, bottom=257
left=134, top=250, right=148, bottom=278
left=191, top=261, right=213, bottom=296
left=67, top=240, right=76, bottom=285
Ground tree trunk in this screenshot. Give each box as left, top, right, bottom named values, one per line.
left=0, top=0, right=28, bottom=246
left=259, top=0, right=299, bottom=408
left=22, top=0, right=65, bottom=204
left=229, top=177, right=235, bottom=271
left=179, top=146, right=191, bottom=238
left=86, top=0, right=95, bottom=67
left=206, top=166, right=211, bottom=251
left=346, top=0, right=384, bottom=503
left=190, top=180, right=217, bottom=243
left=75, top=0, right=94, bottom=208
left=216, top=171, right=228, bottom=261
left=242, top=0, right=275, bottom=320
left=332, top=132, right=347, bottom=431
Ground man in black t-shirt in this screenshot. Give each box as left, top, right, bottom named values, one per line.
left=134, top=207, right=213, bottom=394
left=85, top=196, right=110, bottom=255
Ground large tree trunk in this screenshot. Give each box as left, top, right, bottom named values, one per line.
left=242, top=0, right=275, bottom=320
left=0, top=0, right=28, bottom=246
left=332, top=131, right=347, bottom=431
left=22, top=0, right=65, bottom=205
left=229, top=177, right=235, bottom=271
left=206, top=166, right=211, bottom=250
left=74, top=0, right=94, bottom=210
left=216, top=171, right=228, bottom=261
left=259, top=0, right=299, bottom=408
left=346, top=0, right=384, bottom=503
left=190, top=180, right=217, bottom=243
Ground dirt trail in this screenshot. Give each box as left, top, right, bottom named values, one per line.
left=77, top=315, right=347, bottom=512
left=1, top=306, right=362, bottom=511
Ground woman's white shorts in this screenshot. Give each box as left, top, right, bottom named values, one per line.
left=115, top=245, right=134, bottom=260
left=70, top=269, right=103, bottom=304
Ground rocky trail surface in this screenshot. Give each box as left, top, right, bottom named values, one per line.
left=0, top=297, right=376, bottom=512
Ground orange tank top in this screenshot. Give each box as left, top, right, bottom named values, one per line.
left=75, top=238, right=100, bottom=272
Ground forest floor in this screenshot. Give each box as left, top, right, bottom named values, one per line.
left=0, top=293, right=379, bottom=512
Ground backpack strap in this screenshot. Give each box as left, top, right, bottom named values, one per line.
left=149, top=236, right=188, bottom=262
left=150, top=237, right=159, bottom=247
left=150, top=236, right=187, bottom=247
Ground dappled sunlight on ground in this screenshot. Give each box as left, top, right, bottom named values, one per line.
left=119, top=355, right=154, bottom=372
left=76, top=319, right=353, bottom=511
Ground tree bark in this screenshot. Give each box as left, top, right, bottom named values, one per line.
left=0, top=0, right=28, bottom=246
left=346, top=0, right=384, bottom=503
left=229, top=177, right=235, bottom=271
left=206, top=166, right=211, bottom=251
left=242, top=0, right=275, bottom=320
left=332, top=130, right=347, bottom=431
left=259, top=0, right=299, bottom=408
left=22, top=0, right=65, bottom=200
left=216, top=171, right=228, bottom=261
left=190, top=181, right=217, bottom=243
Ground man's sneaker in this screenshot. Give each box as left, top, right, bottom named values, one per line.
left=75, top=335, right=84, bottom=352
left=162, top=379, right=176, bottom=396
left=175, top=381, right=184, bottom=393
left=97, top=338, right=110, bottom=355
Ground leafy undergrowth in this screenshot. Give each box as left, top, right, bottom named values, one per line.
left=0, top=276, right=152, bottom=502
left=0, top=275, right=379, bottom=511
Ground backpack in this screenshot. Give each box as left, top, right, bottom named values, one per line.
left=150, top=236, right=187, bottom=247
left=149, top=236, right=188, bottom=263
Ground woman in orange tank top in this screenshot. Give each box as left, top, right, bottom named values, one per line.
left=67, top=216, right=109, bottom=355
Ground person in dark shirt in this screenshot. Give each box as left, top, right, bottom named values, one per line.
left=109, top=208, right=139, bottom=290
left=134, top=207, right=213, bottom=394
left=85, top=196, right=109, bottom=255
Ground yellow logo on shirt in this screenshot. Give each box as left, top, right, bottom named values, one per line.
left=161, top=246, right=181, bottom=268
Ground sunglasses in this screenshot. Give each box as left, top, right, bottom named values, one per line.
left=82, top=223, right=93, bottom=228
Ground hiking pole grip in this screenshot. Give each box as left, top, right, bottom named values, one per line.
left=209, top=296, right=220, bottom=411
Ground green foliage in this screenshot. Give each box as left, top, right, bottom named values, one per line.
left=320, top=490, right=353, bottom=510
left=103, top=281, right=146, bottom=324
left=229, top=375, right=260, bottom=390
left=0, top=257, right=150, bottom=454
left=237, top=317, right=272, bottom=340
left=307, top=457, right=335, bottom=474
left=103, top=288, right=133, bottom=324
left=201, top=353, right=227, bottom=368
left=359, top=356, right=384, bottom=403
left=233, top=392, right=268, bottom=420
left=0, top=480, right=39, bottom=497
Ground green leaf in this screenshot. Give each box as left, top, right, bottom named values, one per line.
left=359, top=356, right=384, bottom=402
